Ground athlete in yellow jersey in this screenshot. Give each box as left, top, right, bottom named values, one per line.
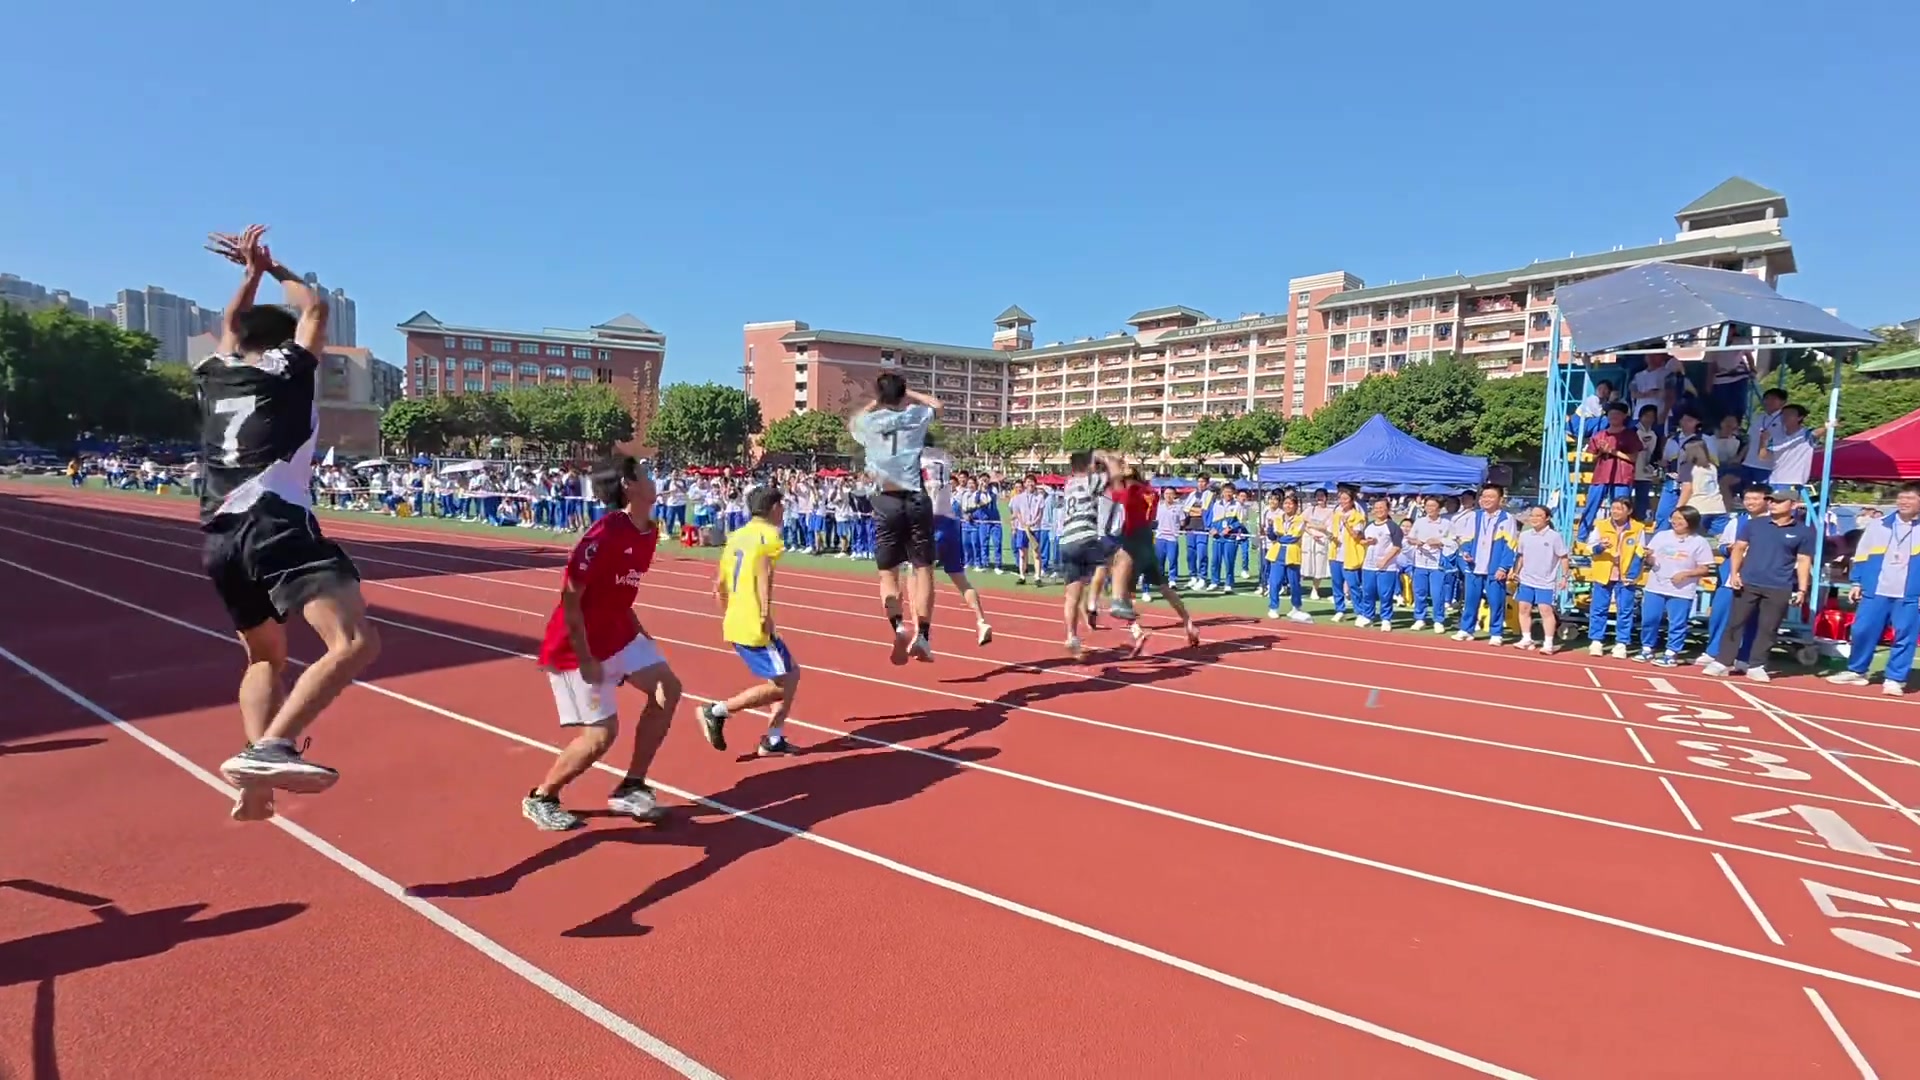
left=698, top=486, right=800, bottom=756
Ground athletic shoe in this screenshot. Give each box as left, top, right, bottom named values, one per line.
left=1701, top=661, right=1731, bottom=677
left=1184, top=622, right=1201, bottom=649
left=976, top=623, right=993, bottom=646
left=1065, top=636, right=1084, bottom=661
left=1128, top=622, right=1149, bottom=658
left=1826, top=671, right=1869, bottom=686
left=697, top=703, right=728, bottom=751
left=889, top=627, right=910, bottom=666
left=230, top=785, right=275, bottom=822
left=1110, top=600, right=1139, bottom=622
left=1353, top=616, right=1372, bottom=629
left=1290, top=610, right=1314, bottom=624
left=608, top=781, right=665, bottom=820
left=1654, top=652, right=1680, bottom=667
left=220, top=741, right=337, bottom=795
left=1745, top=667, right=1772, bottom=683
left=1541, top=644, right=1558, bottom=656
left=522, top=793, right=582, bottom=831
left=758, top=733, right=798, bottom=756
left=909, top=634, right=934, bottom=662
left=1516, top=639, right=1537, bottom=651
left=1452, top=630, right=1472, bottom=642
left=1377, top=620, right=1391, bottom=632
left=1487, top=637, right=1505, bottom=647
left=1588, top=641, right=1604, bottom=657
left=1431, top=622, right=1446, bottom=634
left=1266, top=608, right=1280, bottom=620
left=1634, top=647, right=1654, bottom=662
left=1611, top=644, right=1629, bottom=660
left=1411, top=620, right=1428, bottom=631
left=1885, top=681, right=1906, bottom=697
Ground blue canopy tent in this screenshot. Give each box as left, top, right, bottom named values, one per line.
left=1257, top=414, right=1488, bottom=491
left=1541, top=261, right=1880, bottom=659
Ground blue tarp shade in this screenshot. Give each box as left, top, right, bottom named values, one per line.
left=1257, top=414, right=1488, bottom=489
left=1555, top=262, right=1881, bottom=356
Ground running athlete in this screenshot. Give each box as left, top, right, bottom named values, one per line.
left=847, top=372, right=941, bottom=664
left=698, top=485, right=801, bottom=756
left=200, top=226, right=379, bottom=822
left=1108, top=465, right=1199, bottom=655
left=918, top=435, right=995, bottom=646
left=1056, top=450, right=1124, bottom=660
left=523, top=457, right=682, bottom=831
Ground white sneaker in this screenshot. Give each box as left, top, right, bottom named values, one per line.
left=1516, top=639, right=1537, bottom=651
left=607, top=784, right=664, bottom=820
left=1701, top=661, right=1730, bottom=677
left=1453, top=630, right=1472, bottom=642
left=1611, top=643, right=1629, bottom=660
left=1378, top=620, right=1392, bottom=632
left=1433, top=623, right=1449, bottom=635
left=1827, top=671, right=1870, bottom=686
left=1331, top=612, right=1346, bottom=623
left=1288, top=610, right=1313, bottom=624
left=1885, top=681, right=1907, bottom=697
left=1745, top=667, right=1771, bottom=683
left=1542, top=644, right=1559, bottom=656
left=1488, top=637, right=1506, bottom=647
left=1588, top=641, right=1604, bottom=657
left=1266, top=609, right=1280, bottom=620
left=1065, top=635, right=1084, bottom=660
left=1353, top=616, right=1372, bottom=628
left=976, top=623, right=993, bottom=646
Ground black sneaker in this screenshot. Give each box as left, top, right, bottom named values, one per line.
left=697, top=703, right=728, bottom=751
left=219, top=740, right=338, bottom=795
left=757, top=733, right=797, bottom=756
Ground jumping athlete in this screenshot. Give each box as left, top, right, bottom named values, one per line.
left=918, top=434, right=995, bottom=646
left=847, top=372, right=941, bottom=664
left=1108, top=464, right=1200, bottom=655
left=698, top=485, right=801, bottom=756
left=200, top=226, right=379, bottom=822
left=523, top=457, right=682, bottom=831
left=1056, top=449, right=1125, bottom=660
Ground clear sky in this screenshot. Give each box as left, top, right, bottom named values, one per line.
left=7, top=0, right=1916, bottom=380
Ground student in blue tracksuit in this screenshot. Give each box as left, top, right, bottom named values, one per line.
left=1405, top=495, right=1453, bottom=633
left=1828, top=481, right=1920, bottom=696
left=1205, top=484, right=1249, bottom=592
left=1181, top=477, right=1216, bottom=586
left=977, top=478, right=1003, bottom=573
left=1263, top=491, right=1311, bottom=621
left=957, top=477, right=982, bottom=569
left=1451, top=483, right=1518, bottom=643
left=1699, top=483, right=1764, bottom=670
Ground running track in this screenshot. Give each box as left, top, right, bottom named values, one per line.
left=4, top=483, right=1920, bottom=1079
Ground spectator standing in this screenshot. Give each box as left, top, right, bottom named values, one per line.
left=1704, top=487, right=1815, bottom=682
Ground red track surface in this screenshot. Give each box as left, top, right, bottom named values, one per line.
left=5, top=482, right=1920, bottom=1078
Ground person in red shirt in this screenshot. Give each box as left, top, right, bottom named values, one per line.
left=523, top=456, right=682, bottom=832
left=1583, top=402, right=1641, bottom=531
left=1108, top=463, right=1199, bottom=656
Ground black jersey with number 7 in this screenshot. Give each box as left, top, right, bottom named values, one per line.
left=193, top=341, right=323, bottom=526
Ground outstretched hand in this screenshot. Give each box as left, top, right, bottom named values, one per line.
left=204, top=225, right=270, bottom=271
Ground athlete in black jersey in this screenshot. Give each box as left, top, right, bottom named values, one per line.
left=199, top=225, right=380, bottom=821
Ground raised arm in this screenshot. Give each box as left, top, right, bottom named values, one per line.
left=905, top=388, right=942, bottom=412
left=208, top=225, right=267, bottom=355
left=256, top=245, right=330, bottom=356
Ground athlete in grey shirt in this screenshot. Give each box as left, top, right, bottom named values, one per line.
left=847, top=372, right=943, bottom=663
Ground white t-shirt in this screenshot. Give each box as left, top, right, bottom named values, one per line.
left=1514, top=527, right=1569, bottom=589
left=921, top=449, right=956, bottom=518
left=1743, top=408, right=1786, bottom=470
left=1767, top=428, right=1817, bottom=485
left=1406, top=516, right=1451, bottom=570
left=1361, top=519, right=1402, bottom=570
left=1629, top=365, right=1671, bottom=418
left=1644, top=530, right=1714, bottom=600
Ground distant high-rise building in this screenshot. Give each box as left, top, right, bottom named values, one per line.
left=0, top=272, right=100, bottom=318
left=301, top=271, right=357, bottom=346
left=115, top=285, right=222, bottom=363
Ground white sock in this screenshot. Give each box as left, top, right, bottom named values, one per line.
left=256, top=737, right=294, bottom=752
left=709, top=702, right=730, bottom=719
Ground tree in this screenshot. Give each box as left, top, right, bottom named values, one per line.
left=1060, top=413, right=1126, bottom=453
left=1386, top=354, right=1482, bottom=452
left=1470, top=374, right=1548, bottom=462
left=1124, top=426, right=1166, bottom=459
left=972, top=425, right=1028, bottom=469
left=0, top=305, right=173, bottom=446
left=646, top=382, right=761, bottom=465
left=760, top=408, right=848, bottom=463
left=380, top=397, right=453, bottom=453
left=1174, top=419, right=1221, bottom=467
left=1212, top=408, right=1287, bottom=475
left=1861, top=325, right=1917, bottom=363
left=1282, top=410, right=1332, bottom=456
left=570, top=383, right=637, bottom=452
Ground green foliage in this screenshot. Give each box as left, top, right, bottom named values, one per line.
left=1211, top=408, right=1287, bottom=473
left=760, top=409, right=849, bottom=459
left=1470, top=374, right=1548, bottom=461
left=971, top=425, right=1029, bottom=467
left=1174, top=418, right=1220, bottom=465
left=647, top=382, right=762, bottom=466
left=1860, top=325, right=1916, bottom=363
left=1060, top=412, right=1127, bottom=453
left=1384, top=354, right=1482, bottom=453
left=1282, top=410, right=1332, bottom=456
left=379, top=383, right=635, bottom=456
left=1124, top=425, right=1166, bottom=458
left=0, top=304, right=190, bottom=445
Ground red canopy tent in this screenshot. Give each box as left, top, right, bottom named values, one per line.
left=1814, top=407, right=1920, bottom=483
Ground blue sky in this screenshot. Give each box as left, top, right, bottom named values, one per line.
left=7, top=0, right=1916, bottom=380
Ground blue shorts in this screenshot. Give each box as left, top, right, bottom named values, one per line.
left=1515, top=584, right=1556, bottom=605
left=733, top=638, right=795, bottom=681
left=932, top=516, right=967, bottom=575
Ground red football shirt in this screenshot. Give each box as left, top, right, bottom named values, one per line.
left=1119, top=480, right=1155, bottom=533
left=537, top=512, right=659, bottom=671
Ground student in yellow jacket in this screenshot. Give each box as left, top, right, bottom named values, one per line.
left=1580, top=495, right=1648, bottom=658
left=1263, top=491, right=1311, bottom=623
left=1318, top=488, right=1367, bottom=621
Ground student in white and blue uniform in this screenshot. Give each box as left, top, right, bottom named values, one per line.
left=1451, top=484, right=1518, bottom=644
left=1405, top=495, right=1453, bottom=633
left=1829, top=482, right=1920, bottom=696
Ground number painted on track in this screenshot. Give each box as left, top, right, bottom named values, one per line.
left=1734, top=805, right=1912, bottom=859
left=1677, top=740, right=1813, bottom=781
left=1644, top=700, right=1751, bottom=734
left=1803, top=879, right=1920, bottom=966
left=1640, top=676, right=1682, bottom=696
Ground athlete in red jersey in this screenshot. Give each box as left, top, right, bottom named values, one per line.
left=1109, top=464, right=1198, bottom=655
left=523, top=456, right=682, bottom=831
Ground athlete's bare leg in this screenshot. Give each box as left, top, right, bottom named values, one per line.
left=230, top=624, right=290, bottom=820
left=260, top=583, right=379, bottom=742
left=1063, top=579, right=1089, bottom=659
left=945, top=569, right=993, bottom=645
left=618, top=665, right=679, bottom=783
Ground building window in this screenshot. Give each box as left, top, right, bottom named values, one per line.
left=572, top=347, right=591, bottom=359
left=519, top=343, right=538, bottom=355
left=597, top=349, right=610, bottom=360
left=546, top=364, right=566, bottom=377
left=462, top=337, right=483, bottom=350
left=544, top=344, right=564, bottom=357
left=444, top=358, right=457, bottom=371
left=442, top=336, right=456, bottom=348
left=463, top=378, right=483, bottom=391
left=491, top=360, right=512, bottom=374
left=413, top=357, right=426, bottom=370
left=518, top=362, right=539, bottom=375
left=1296, top=291, right=1310, bottom=304
left=1294, top=343, right=1308, bottom=359
left=489, top=340, right=510, bottom=352
left=463, top=358, right=482, bottom=372
left=570, top=365, right=592, bottom=379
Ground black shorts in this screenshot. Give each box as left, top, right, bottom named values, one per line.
left=1118, top=525, right=1168, bottom=589
left=1059, top=538, right=1108, bottom=585
left=870, top=489, right=935, bottom=571
left=202, top=496, right=361, bottom=631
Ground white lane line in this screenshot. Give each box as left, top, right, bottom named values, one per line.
left=1730, top=685, right=1920, bottom=834
left=0, top=564, right=1534, bottom=1078
left=1658, top=778, right=1703, bottom=831
left=14, top=527, right=1920, bottom=896
left=1711, top=852, right=1785, bottom=946
left=2, top=520, right=1901, bottom=818
left=1625, top=728, right=1655, bottom=765
left=1803, top=987, right=1881, bottom=1079
left=10, top=553, right=1920, bottom=1011
left=0, top=641, right=722, bottom=1080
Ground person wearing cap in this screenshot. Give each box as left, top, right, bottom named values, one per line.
left=1703, top=486, right=1815, bottom=682
left=1828, top=481, right=1920, bottom=696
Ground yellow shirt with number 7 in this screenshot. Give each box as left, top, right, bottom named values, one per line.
left=720, top=519, right=784, bottom=647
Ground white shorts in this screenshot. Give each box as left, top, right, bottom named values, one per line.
left=547, top=636, right=669, bottom=727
